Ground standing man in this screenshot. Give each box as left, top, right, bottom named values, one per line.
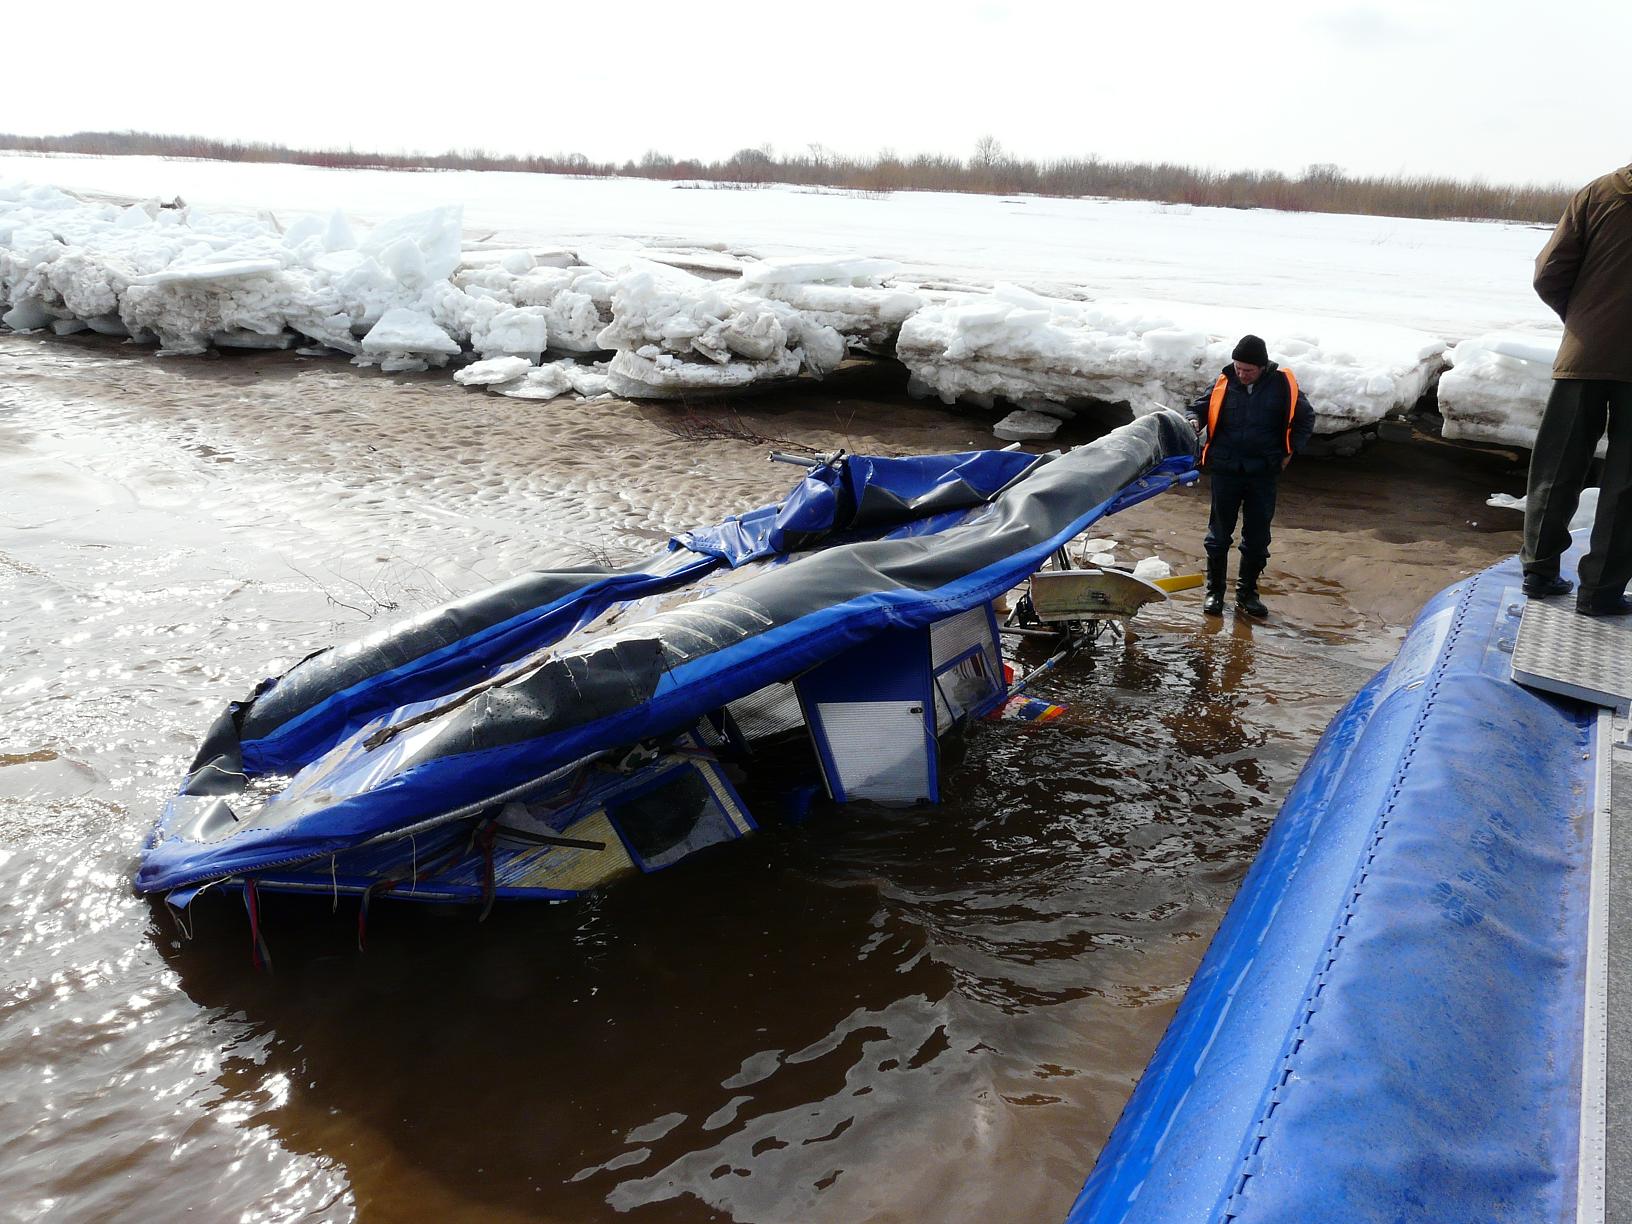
left=1186, top=335, right=1315, bottom=618
left=1523, top=163, right=1632, bottom=617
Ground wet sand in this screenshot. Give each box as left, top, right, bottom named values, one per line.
left=0, top=332, right=1525, bottom=1221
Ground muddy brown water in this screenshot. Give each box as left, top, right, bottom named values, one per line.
left=0, top=333, right=1525, bottom=1222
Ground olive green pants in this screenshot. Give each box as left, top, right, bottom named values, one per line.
left=1521, top=378, right=1632, bottom=600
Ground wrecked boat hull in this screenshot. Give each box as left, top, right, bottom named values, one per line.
left=138, top=412, right=1199, bottom=908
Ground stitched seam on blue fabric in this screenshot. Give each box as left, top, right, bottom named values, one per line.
left=1215, top=573, right=1480, bottom=1222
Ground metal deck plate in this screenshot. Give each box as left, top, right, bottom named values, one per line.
left=1511, top=600, right=1632, bottom=712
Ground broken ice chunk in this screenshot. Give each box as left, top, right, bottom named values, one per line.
left=605, top=346, right=801, bottom=398
left=358, top=205, right=463, bottom=284
left=361, top=307, right=460, bottom=357
left=2, top=297, right=55, bottom=330
left=377, top=355, right=430, bottom=373
left=129, top=259, right=283, bottom=286
left=456, top=355, right=533, bottom=386
left=472, top=305, right=548, bottom=361
left=992, top=409, right=1062, bottom=442
left=497, top=363, right=575, bottom=401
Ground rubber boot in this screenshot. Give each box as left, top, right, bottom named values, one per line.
left=1202, top=553, right=1226, bottom=616
left=1236, top=561, right=1268, bottom=618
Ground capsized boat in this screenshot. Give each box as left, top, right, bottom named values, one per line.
left=136, top=411, right=1198, bottom=914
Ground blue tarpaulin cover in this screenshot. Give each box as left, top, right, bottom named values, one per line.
left=673, top=449, right=1041, bottom=566
left=1067, top=552, right=1597, bottom=1223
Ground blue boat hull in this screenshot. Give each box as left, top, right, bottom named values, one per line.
left=1069, top=552, right=1602, bottom=1222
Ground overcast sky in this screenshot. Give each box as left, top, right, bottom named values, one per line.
left=7, top=0, right=1625, bottom=186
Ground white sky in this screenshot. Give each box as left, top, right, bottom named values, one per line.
left=7, top=0, right=1627, bottom=186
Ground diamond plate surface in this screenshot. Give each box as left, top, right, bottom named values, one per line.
left=1511, top=599, right=1632, bottom=710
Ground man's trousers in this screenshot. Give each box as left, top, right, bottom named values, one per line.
left=1522, top=378, right=1632, bottom=602
left=1203, top=470, right=1279, bottom=573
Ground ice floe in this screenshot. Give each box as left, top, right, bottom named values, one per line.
left=1, top=180, right=919, bottom=398
left=454, top=355, right=534, bottom=386
left=360, top=305, right=462, bottom=371
left=1439, top=332, right=1563, bottom=450
left=0, top=174, right=1567, bottom=449
left=993, top=409, right=1067, bottom=442
left=495, top=359, right=612, bottom=401
left=897, top=284, right=1446, bottom=435
left=593, top=260, right=889, bottom=398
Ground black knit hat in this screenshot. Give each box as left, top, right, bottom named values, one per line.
left=1231, top=334, right=1269, bottom=366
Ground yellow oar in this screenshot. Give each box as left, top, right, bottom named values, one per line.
left=1153, top=573, right=1205, bottom=593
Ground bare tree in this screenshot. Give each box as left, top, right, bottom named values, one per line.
left=726, top=146, right=775, bottom=183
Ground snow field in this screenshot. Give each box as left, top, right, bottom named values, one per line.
left=0, top=170, right=1563, bottom=442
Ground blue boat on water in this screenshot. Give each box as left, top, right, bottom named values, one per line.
left=136, top=411, right=1198, bottom=917
left=1067, top=541, right=1630, bottom=1223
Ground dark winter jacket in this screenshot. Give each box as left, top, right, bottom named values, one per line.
left=1185, top=362, right=1316, bottom=475
left=1533, top=164, right=1632, bottom=382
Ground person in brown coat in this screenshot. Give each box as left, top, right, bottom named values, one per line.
left=1522, top=163, right=1632, bottom=616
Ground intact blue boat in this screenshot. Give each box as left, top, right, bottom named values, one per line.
left=1067, top=545, right=1624, bottom=1223
left=137, top=411, right=1198, bottom=916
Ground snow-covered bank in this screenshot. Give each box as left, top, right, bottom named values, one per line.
left=0, top=158, right=1565, bottom=443
left=897, top=286, right=1446, bottom=435
left=0, top=154, right=1551, bottom=336
left=0, top=182, right=899, bottom=397
left=1438, top=332, right=1585, bottom=452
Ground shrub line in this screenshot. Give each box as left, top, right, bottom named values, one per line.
left=0, top=131, right=1572, bottom=224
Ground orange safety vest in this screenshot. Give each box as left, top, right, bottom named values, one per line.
left=1202, top=367, right=1299, bottom=466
